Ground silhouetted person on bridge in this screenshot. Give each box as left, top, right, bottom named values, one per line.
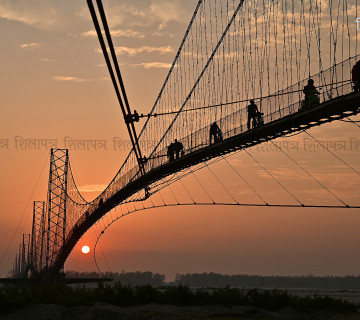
left=167, top=142, right=175, bottom=161
left=301, top=79, right=320, bottom=109
left=352, top=60, right=360, bottom=92
left=209, top=122, right=223, bottom=144
left=247, top=100, right=259, bottom=130
left=144, top=186, right=151, bottom=199
left=173, top=139, right=184, bottom=159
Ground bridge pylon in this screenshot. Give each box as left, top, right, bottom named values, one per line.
left=11, top=149, right=70, bottom=280
left=16, top=234, right=30, bottom=278
left=30, top=201, right=46, bottom=274
left=45, top=149, right=69, bottom=273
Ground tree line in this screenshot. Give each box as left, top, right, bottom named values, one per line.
left=175, top=273, right=360, bottom=289
left=65, top=270, right=165, bottom=286
left=65, top=271, right=360, bottom=289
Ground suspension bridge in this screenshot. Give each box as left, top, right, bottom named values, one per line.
left=6, top=0, right=360, bottom=280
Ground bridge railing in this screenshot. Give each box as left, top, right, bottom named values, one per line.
left=140, top=56, right=358, bottom=172
left=263, top=57, right=355, bottom=125
left=67, top=56, right=359, bottom=246
left=106, top=57, right=358, bottom=207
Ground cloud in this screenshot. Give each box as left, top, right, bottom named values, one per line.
left=130, top=62, right=172, bottom=69
left=41, top=58, right=55, bottom=62
left=77, top=0, right=192, bottom=28
left=53, top=76, right=108, bottom=83
left=20, top=42, right=41, bottom=49
left=77, top=184, right=107, bottom=192
left=76, top=2, right=147, bottom=27
left=0, top=0, right=59, bottom=29
left=158, top=22, right=167, bottom=31
left=0, top=1, right=96, bottom=31
left=113, top=46, right=174, bottom=56
left=81, top=29, right=145, bottom=39
left=149, top=1, right=187, bottom=23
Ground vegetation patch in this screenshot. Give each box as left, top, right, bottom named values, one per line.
left=0, top=283, right=358, bottom=315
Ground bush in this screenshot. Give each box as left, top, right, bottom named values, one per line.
left=0, top=282, right=357, bottom=314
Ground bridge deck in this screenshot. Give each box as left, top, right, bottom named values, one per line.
left=127, top=92, right=360, bottom=193
left=54, top=91, right=360, bottom=273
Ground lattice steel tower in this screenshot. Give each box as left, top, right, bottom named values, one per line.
left=45, top=149, right=69, bottom=270
left=30, top=201, right=46, bottom=272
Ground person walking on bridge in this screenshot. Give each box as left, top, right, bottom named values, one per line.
left=167, top=142, right=175, bottom=162
left=352, top=60, right=360, bottom=92
left=302, top=79, right=320, bottom=109
left=247, top=100, right=259, bottom=130
left=173, top=139, right=184, bottom=159
left=209, top=122, right=223, bottom=144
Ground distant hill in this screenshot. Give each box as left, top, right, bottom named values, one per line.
left=175, top=273, right=360, bottom=289
left=66, top=270, right=165, bottom=287
left=65, top=271, right=360, bottom=289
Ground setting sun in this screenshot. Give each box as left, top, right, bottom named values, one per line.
left=81, top=246, right=90, bottom=254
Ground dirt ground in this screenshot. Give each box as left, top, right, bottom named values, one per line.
left=1, top=303, right=360, bottom=320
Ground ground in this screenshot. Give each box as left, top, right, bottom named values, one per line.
left=1, top=303, right=360, bottom=320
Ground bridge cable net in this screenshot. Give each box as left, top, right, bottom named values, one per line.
left=90, top=0, right=359, bottom=209
left=10, top=0, right=360, bottom=277
left=90, top=132, right=360, bottom=274
left=65, top=0, right=360, bottom=275
left=66, top=122, right=360, bottom=274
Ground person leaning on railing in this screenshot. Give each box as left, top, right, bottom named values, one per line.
left=247, top=100, right=259, bottom=129
left=301, top=79, right=320, bottom=109
left=167, top=139, right=184, bottom=162
left=209, top=122, right=223, bottom=144
left=352, top=60, right=360, bottom=93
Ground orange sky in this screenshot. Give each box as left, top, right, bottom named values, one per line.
left=0, top=0, right=360, bottom=280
